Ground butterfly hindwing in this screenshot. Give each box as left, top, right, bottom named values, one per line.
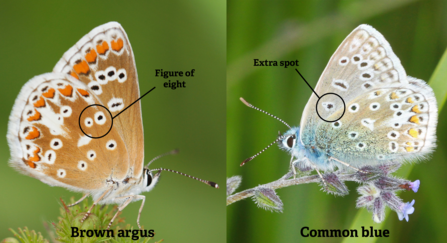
left=299, top=24, right=437, bottom=168
left=8, top=73, right=130, bottom=190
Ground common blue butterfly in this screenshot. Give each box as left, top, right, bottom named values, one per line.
left=241, top=24, right=438, bottom=181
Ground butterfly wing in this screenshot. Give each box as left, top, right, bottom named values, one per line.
left=299, top=24, right=437, bottom=167
left=7, top=73, right=130, bottom=191
left=53, top=22, right=144, bottom=178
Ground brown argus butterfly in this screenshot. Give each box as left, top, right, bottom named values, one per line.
left=7, top=22, right=218, bottom=229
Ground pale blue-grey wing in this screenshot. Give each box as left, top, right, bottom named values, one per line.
left=299, top=24, right=437, bottom=168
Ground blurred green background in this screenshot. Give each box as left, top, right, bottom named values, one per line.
left=0, top=1, right=225, bottom=242
left=228, top=0, right=447, bottom=242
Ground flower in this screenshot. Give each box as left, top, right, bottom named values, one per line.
left=397, top=200, right=415, bottom=222
left=409, top=180, right=420, bottom=193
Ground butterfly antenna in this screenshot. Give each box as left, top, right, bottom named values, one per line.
left=150, top=168, right=219, bottom=188
left=241, top=135, right=285, bottom=166
left=145, top=149, right=179, bottom=168
left=240, top=97, right=291, bottom=129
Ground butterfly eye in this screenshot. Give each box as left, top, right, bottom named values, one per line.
left=146, top=170, right=153, bottom=187
left=286, top=135, right=296, bottom=148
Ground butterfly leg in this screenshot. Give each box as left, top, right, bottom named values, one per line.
left=107, top=196, right=134, bottom=229
left=107, top=195, right=145, bottom=229
left=290, top=156, right=297, bottom=179
left=314, top=167, right=327, bottom=187
left=135, top=195, right=146, bottom=229
left=81, top=187, right=113, bottom=223
left=330, top=157, right=366, bottom=173
left=67, top=193, right=90, bottom=207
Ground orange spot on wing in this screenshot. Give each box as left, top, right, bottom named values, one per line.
left=33, top=96, right=45, bottom=108
left=73, top=60, right=90, bottom=75
left=96, top=41, right=109, bottom=55
left=85, top=48, right=97, bottom=63
left=28, top=147, right=41, bottom=162
left=409, top=115, right=420, bottom=124
left=408, top=128, right=418, bottom=138
left=77, top=88, right=90, bottom=97
left=411, top=105, right=421, bottom=113
left=111, top=38, right=124, bottom=51
left=70, top=71, right=79, bottom=80
left=42, top=88, right=55, bottom=98
left=27, top=109, right=41, bottom=122
left=58, top=85, right=73, bottom=97
left=27, top=161, right=36, bottom=168
left=406, top=97, right=414, bottom=103
left=25, top=127, right=40, bottom=140
left=390, top=92, right=399, bottom=100
left=405, top=147, right=414, bottom=152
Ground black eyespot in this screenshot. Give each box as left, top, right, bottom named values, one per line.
left=109, top=143, right=114, bottom=148
left=360, top=62, right=368, bottom=67
left=90, top=153, right=94, bottom=157
left=54, top=142, right=59, bottom=146
left=372, top=105, right=377, bottom=109
left=98, top=115, right=103, bottom=120
left=334, top=122, right=340, bottom=127
left=108, top=71, right=115, bottom=77
left=99, top=75, right=106, bottom=80
left=393, top=104, right=399, bottom=109
left=353, top=56, right=360, bottom=62
left=63, top=109, right=68, bottom=113
left=397, top=112, right=402, bottom=116
left=91, top=85, right=99, bottom=90
left=112, top=102, right=122, bottom=108
left=286, top=135, right=296, bottom=148
left=119, top=73, right=125, bottom=79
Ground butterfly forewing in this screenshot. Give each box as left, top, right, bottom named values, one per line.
left=9, top=73, right=130, bottom=190
left=53, top=22, right=145, bottom=179
left=299, top=24, right=437, bottom=167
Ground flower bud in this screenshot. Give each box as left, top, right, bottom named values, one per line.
left=252, top=187, right=283, bottom=213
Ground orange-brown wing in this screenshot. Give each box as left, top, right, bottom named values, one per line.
left=53, top=22, right=144, bottom=179
left=8, top=74, right=129, bottom=191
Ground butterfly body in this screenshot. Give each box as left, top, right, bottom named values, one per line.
left=276, top=25, right=437, bottom=173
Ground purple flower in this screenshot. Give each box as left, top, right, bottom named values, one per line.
left=398, top=200, right=415, bottom=222
left=409, top=180, right=420, bottom=193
